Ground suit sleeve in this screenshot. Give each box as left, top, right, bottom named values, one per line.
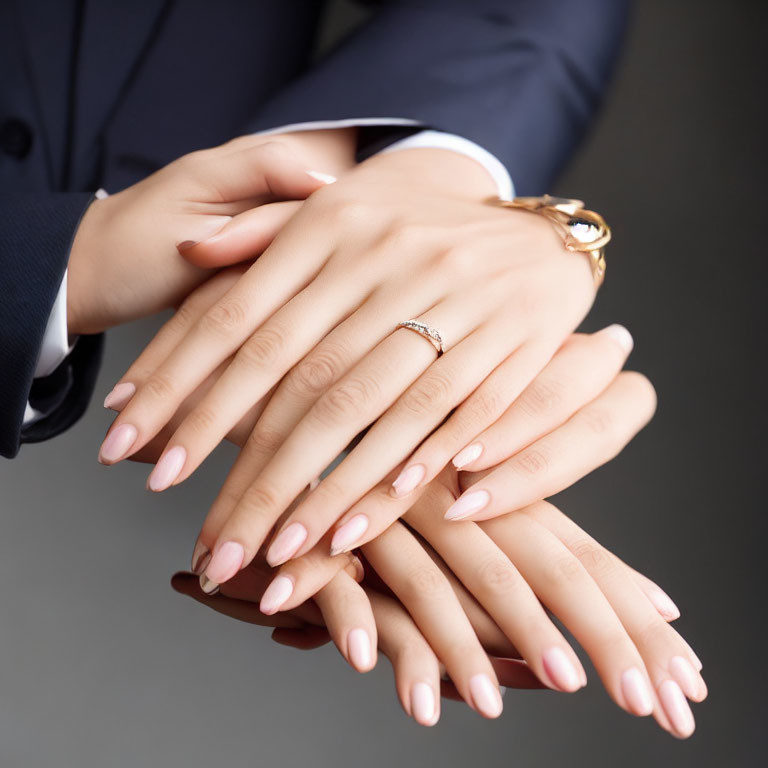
left=246, top=0, right=631, bottom=194
left=0, top=193, right=103, bottom=458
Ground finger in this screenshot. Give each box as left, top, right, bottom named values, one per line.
left=313, top=570, right=378, bottom=673
left=178, top=201, right=303, bottom=268
left=404, top=491, right=587, bottom=693
left=264, top=312, right=520, bottom=567
left=259, top=539, right=362, bottom=616
left=479, top=512, right=663, bottom=724
left=366, top=590, right=442, bottom=726
left=103, top=266, right=249, bottom=412
left=98, top=201, right=340, bottom=465
left=200, top=302, right=461, bottom=581
left=170, top=572, right=302, bottom=629
left=362, top=522, right=504, bottom=719
left=626, top=566, right=683, bottom=625
left=408, top=325, right=633, bottom=484
left=444, top=371, right=658, bottom=521
left=525, top=502, right=706, bottom=737
left=185, top=140, right=334, bottom=205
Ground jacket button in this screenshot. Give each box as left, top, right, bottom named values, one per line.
left=0, top=119, right=34, bottom=159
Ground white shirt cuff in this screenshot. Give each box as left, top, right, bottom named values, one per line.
left=252, top=120, right=514, bottom=200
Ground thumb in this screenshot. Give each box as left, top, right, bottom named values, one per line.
left=200, top=140, right=336, bottom=203
left=178, top=200, right=302, bottom=268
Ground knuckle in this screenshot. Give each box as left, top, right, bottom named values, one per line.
left=514, top=447, right=551, bottom=477
left=256, top=140, right=291, bottom=164
left=314, top=375, right=380, bottom=425
left=519, top=377, right=565, bottom=419
left=635, top=617, right=670, bottom=650
left=570, top=539, right=615, bottom=577
left=579, top=405, right=615, bottom=437
left=238, top=325, right=286, bottom=369
left=238, top=482, right=280, bottom=518
left=400, top=370, right=454, bottom=417
left=246, top=423, right=284, bottom=455
left=381, top=222, right=433, bottom=252
left=329, top=199, right=374, bottom=228
left=402, top=565, right=448, bottom=601
left=475, top=555, right=520, bottom=596
left=143, top=372, right=176, bottom=402
left=182, top=404, right=219, bottom=437
left=200, top=297, right=249, bottom=337
left=290, top=345, right=347, bottom=396
left=543, top=554, right=585, bottom=587
left=433, top=245, right=474, bottom=277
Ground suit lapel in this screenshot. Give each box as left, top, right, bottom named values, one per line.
left=72, top=0, right=171, bottom=187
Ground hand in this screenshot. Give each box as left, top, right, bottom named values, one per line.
left=66, top=132, right=350, bottom=335
left=100, top=146, right=600, bottom=587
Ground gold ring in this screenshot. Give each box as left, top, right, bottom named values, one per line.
left=398, top=320, right=444, bottom=356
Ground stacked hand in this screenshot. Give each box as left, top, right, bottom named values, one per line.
left=80, top=130, right=706, bottom=737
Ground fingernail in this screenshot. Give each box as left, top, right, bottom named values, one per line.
left=469, top=673, right=503, bottom=718
left=147, top=446, right=186, bottom=492
left=347, top=628, right=373, bottom=672
left=648, top=586, right=680, bottom=621
left=103, top=382, right=136, bottom=411
left=259, top=575, right=294, bottom=615
left=669, top=656, right=705, bottom=701
left=444, top=490, right=490, bottom=521
left=411, top=682, right=437, bottom=726
left=620, top=667, right=654, bottom=716
left=391, top=464, right=426, bottom=498
left=266, top=523, right=308, bottom=567
left=603, top=323, right=634, bottom=353
left=199, top=574, right=220, bottom=595
left=452, top=442, right=483, bottom=469
left=307, top=170, right=337, bottom=184
left=658, top=679, right=695, bottom=738
left=309, top=476, right=321, bottom=491
left=542, top=647, right=582, bottom=693
left=205, top=541, right=245, bottom=584
left=330, top=515, right=369, bottom=556
left=98, top=423, right=138, bottom=464
left=176, top=240, right=198, bottom=253
left=191, top=541, right=211, bottom=575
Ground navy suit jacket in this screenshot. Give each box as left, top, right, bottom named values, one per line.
left=0, top=0, right=630, bottom=458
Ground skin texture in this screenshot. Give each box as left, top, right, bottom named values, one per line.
left=111, top=272, right=704, bottom=735
left=99, top=144, right=602, bottom=602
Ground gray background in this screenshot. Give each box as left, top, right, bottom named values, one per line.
left=1, top=1, right=765, bottom=766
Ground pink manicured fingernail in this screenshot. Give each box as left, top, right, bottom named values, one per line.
left=103, top=382, right=136, bottom=411
left=682, top=640, right=703, bottom=671
left=647, top=586, right=680, bottom=621
left=205, top=541, right=245, bottom=584
left=307, top=170, right=337, bottom=184
left=469, top=674, right=503, bottom=718
left=259, top=575, right=294, bottom=615
left=347, top=628, right=373, bottom=671
left=330, top=515, right=369, bottom=556
left=452, top=442, right=483, bottom=469
left=190, top=541, right=211, bottom=575
left=147, top=446, right=186, bottom=492
left=444, top=490, right=490, bottom=521
left=411, top=683, right=437, bottom=726
left=621, top=668, right=654, bottom=716
left=98, top=423, right=138, bottom=463
left=199, top=574, right=220, bottom=595
left=603, top=323, right=634, bottom=353
left=391, top=464, right=426, bottom=497
left=669, top=656, right=705, bottom=701
left=658, top=679, right=695, bottom=738
left=266, top=523, right=308, bottom=566
left=542, top=647, right=582, bottom=693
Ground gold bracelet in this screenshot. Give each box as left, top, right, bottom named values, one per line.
left=492, top=194, right=611, bottom=288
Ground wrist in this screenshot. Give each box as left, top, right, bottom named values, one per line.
left=357, top=147, right=501, bottom=199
